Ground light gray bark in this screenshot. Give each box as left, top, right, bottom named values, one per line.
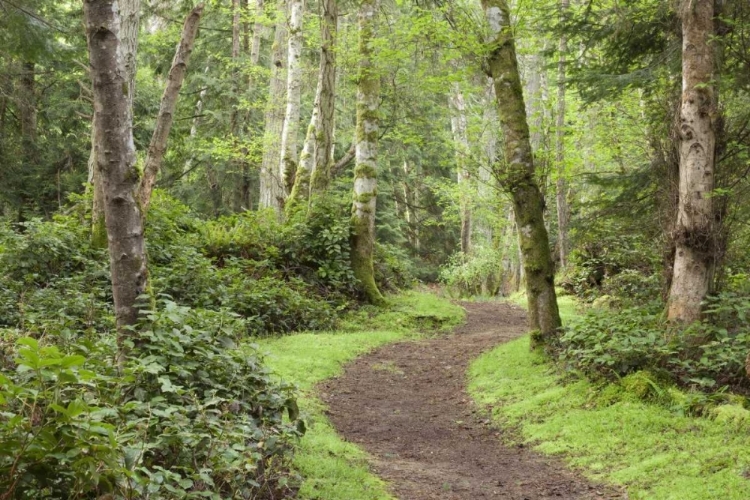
left=278, top=0, right=305, bottom=201
left=668, top=0, right=717, bottom=323
left=89, top=0, right=140, bottom=242
left=139, top=4, right=204, bottom=214
left=449, top=82, right=472, bottom=255
left=84, top=0, right=148, bottom=361
left=555, top=0, right=570, bottom=269
left=259, top=14, right=288, bottom=212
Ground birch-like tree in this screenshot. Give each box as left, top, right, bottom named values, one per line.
left=449, top=82, right=472, bottom=255
left=259, top=12, right=288, bottom=212
left=667, top=0, right=717, bottom=323
left=278, top=0, right=305, bottom=202
left=351, top=0, right=385, bottom=305
left=555, top=0, right=570, bottom=269
left=482, top=0, right=561, bottom=344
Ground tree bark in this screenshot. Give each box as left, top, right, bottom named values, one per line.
left=351, top=0, right=385, bottom=306
left=139, top=4, right=204, bottom=215
left=84, top=0, right=148, bottom=363
left=287, top=0, right=337, bottom=213
left=482, top=0, right=561, bottom=345
left=259, top=14, right=288, bottom=212
left=89, top=0, right=140, bottom=243
left=667, top=0, right=717, bottom=323
left=250, top=0, right=264, bottom=66
left=278, top=0, right=305, bottom=203
left=450, top=82, right=472, bottom=255
left=555, top=1, right=570, bottom=269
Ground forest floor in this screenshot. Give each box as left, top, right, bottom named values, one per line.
left=320, top=301, right=624, bottom=500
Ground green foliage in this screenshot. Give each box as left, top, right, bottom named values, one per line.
left=557, top=290, right=750, bottom=395
left=0, top=301, right=302, bottom=499
left=439, top=247, right=503, bottom=297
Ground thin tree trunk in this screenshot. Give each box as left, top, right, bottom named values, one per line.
left=139, top=4, right=204, bottom=215
left=84, top=0, right=148, bottom=364
left=90, top=0, right=140, bottom=243
left=667, top=0, right=717, bottom=323
left=259, top=15, right=287, bottom=212
left=250, top=0, right=264, bottom=66
left=450, top=82, right=472, bottom=255
left=287, top=0, right=337, bottom=213
left=555, top=0, right=570, bottom=269
left=351, top=0, right=385, bottom=305
left=482, top=0, right=561, bottom=345
left=278, top=0, right=304, bottom=203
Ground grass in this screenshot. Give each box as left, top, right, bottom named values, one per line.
left=468, top=294, right=750, bottom=499
left=256, top=290, right=465, bottom=499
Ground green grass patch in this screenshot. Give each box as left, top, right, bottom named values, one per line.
left=468, top=335, right=750, bottom=499
left=508, top=290, right=578, bottom=325
left=257, top=291, right=464, bottom=499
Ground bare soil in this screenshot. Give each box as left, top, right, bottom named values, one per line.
left=320, top=301, right=625, bottom=499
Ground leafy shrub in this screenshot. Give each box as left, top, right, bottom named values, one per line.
left=439, top=246, right=503, bottom=297
left=558, top=292, right=750, bottom=395
left=0, top=302, right=303, bottom=499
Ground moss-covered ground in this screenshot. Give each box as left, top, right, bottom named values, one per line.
left=469, top=294, right=750, bottom=499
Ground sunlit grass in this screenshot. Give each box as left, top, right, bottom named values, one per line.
left=468, top=326, right=750, bottom=499
left=256, top=291, right=465, bottom=499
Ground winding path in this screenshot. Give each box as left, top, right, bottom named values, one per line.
left=321, top=301, right=623, bottom=499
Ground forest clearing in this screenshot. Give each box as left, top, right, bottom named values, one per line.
left=2, top=0, right=750, bottom=498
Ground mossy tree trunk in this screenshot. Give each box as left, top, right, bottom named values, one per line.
left=287, top=0, right=338, bottom=214
left=351, top=0, right=385, bottom=306
left=482, top=0, right=561, bottom=345
left=84, top=0, right=148, bottom=364
left=667, top=0, right=717, bottom=323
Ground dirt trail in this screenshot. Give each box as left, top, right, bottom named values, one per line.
left=321, top=301, right=624, bottom=499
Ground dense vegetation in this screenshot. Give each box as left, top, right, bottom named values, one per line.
left=2, top=0, right=750, bottom=497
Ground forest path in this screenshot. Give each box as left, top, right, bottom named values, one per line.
left=320, top=301, right=623, bottom=499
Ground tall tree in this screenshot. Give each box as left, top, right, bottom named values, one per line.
left=482, top=0, right=561, bottom=344
left=555, top=0, right=570, bottom=269
left=287, top=0, right=338, bottom=212
left=84, top=0, right=148, bottom=363
left=278, top=0, right=305, bottom=202
left=351, top=0, right=385, bottom=305
left=89, top=0, right=140, bottom=243
left=139, top=5, right=204, bottom=214
left=259, top=11, right=288, bottom=212
left=667, top=0, right=717, bottom=323
left=449, top=82, right=472, bottom=255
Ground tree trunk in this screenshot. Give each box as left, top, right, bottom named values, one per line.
left=482, top=0, right=561, bottom=345
left=450, top=82, right=472, bottom=255
left=351, top=0, right=385, bottom=306
left=84, top=0, right=148, bottom=363
left=139, top=5, right=204, bottom=215
left=555, top=0, right=570, bottom=269
left=667, top=0, right=717, bottom=323
left=90, top=0, right=140, bottom=243
left=278, top=0, right=305, bottom=203
left=287, top=0, right=338, bottom=213
left=250, top=0, right=264, bottom=66
left=259, top=15, right=288, bottom=212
